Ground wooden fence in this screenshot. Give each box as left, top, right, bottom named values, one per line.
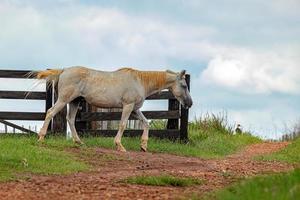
left=0, top=69, right=65, bottom=133
left=0, top=69, right=190, bottom=141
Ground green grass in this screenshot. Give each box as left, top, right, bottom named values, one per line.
left=202, top=169, right=300, bottom=200
left=0, top=114, right=261, bottom=182
left=258, top=137, right=300, bottom=164
left=0, top=134, right=88, bottom=182
left=0, top=129, right=259, bottom=182
left=123, top=174, right=202, bottom=187
left=83, top=129, right=260, bottom=159
left=82, top=114, right=260, bottom=158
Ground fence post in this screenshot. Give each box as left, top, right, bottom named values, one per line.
left=45, top=83, right=53, bottom=132
left=179, top=74, right=190, bottom=142
left=88, top=104, right=95, bottom=130
left=75, top=97, right=88, bottom=135
left=167, top=97, right=179, bottom=130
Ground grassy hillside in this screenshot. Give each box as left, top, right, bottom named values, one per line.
left=0, top=113, right=261, bottom=181
left=0, top=135, right=88, bottom=182
left=204, top=169, right=300, bottom=200
left=200, top=137, right=300, bottom=200
left=84, top=113, right=261, bottom=158
left=83, top=132, right=259, bottom=159
left=258, top=137, right=300, bottom=164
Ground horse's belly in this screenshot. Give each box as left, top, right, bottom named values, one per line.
left=83, top=94, right=123, bottom=108
left=80, top=78, right=143, bottom=108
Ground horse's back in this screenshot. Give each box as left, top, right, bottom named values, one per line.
left=58, top=66, right=144, bottom=107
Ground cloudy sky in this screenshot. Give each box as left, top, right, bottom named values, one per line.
left=0, top=0, right=299, bottom=139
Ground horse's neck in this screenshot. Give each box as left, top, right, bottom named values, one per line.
left=120, top=69, right=177, bottom=97
left=144, top=73, right=176, bottom=97
left=145, top=86, right=166, bottom=97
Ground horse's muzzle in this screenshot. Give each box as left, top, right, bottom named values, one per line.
left=183, top=99, right=193, bottom=109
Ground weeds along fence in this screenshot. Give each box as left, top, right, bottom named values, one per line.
left=0, top=69, right=190, bottom=141
left=281, top=132, right=300, bottom=141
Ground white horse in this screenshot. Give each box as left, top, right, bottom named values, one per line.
left=36, top=66, right=193, bottom=152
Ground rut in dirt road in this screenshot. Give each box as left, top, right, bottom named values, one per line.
left=0, top=142, right=294, bottom=200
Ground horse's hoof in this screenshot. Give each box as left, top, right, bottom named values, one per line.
left=74, top=140, right=84, bottom=145
left=116, top=145, right=127, bottom=152
left=140, top=140, right=148, bottom=152
left=38, top=136, right=44, bottom=142
left=118, top=148, right=127, bottom=152
left=140, top=147, right=147, bottom=152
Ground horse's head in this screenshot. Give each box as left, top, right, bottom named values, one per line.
left=168, top=70, right=193, bottom=109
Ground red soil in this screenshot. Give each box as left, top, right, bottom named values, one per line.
left=0, top=142, right=294, bottom=200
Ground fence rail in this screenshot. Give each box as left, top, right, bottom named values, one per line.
left=78, top=110, right=180, bottom=121
left=146, top=91, right=176, bottom=100
left=0, top=70, right=35, bottom=78
left=0, top=112, right=45, bottom=121
left=0, top=91, right=46, bottom=100
left=0, top=69, right=50, bottom=133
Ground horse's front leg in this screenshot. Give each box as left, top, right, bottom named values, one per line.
left=134, top=109, right=149, bottom=152
left=114, top=103, right=135, bottom=152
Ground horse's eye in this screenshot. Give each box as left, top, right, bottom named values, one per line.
left=182, top=85, right=187, bottom=89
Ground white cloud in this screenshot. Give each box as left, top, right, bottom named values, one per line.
left=229, top=106, right=299, bottom=140
left=200, top=46, right=300, bottom=94
left=271, top=0, right=300, bottom=16
left=0, top=1, right=216, bottom=69
left=0, top=1, right=299, bottom=139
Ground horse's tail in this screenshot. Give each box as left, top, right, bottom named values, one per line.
left=34, top=69, right=63, bottom=89
left=36, top=69, right=63, bottom=83
left=24, top=69, right=63, bottom=99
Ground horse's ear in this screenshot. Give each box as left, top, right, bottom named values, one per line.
left=179, top=70, right=186, bottom=79
left=166, top=69, right=176, bottom=74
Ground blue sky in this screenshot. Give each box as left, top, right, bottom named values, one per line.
left=0, top=0, right=299, bottom=139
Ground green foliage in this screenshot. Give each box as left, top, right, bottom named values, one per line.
left=0, top=113, right=261, bottom=182
left=149, top=119, right=167, bottom=130
left=189, top=130, right=260, bottom=158
left=123, top=174, right=202, bottom=187
left=83, top=113, right=260, bottom=158
left=0, top=134, right=88, bottom=182
left=82, top=130, right=260, bottom=159
left=281, top=119, right=300, bottom=141
left=258, top=137, right=300, bottom=164
left=189, top=112, right=234, bottom=141
left=204, top=169, right=300, bottom=200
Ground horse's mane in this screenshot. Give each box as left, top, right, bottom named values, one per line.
left=118, top=67, right=167, bottom=91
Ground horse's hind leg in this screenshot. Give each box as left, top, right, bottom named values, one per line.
left=133, top=109, right=149, bottom=152
left=114, top=103, right=135, bottom=152
left=38, top=98, right=68, bottom=141
left=67, top=99, right=83, bottom=144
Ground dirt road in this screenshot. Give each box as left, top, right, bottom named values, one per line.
left=0, top=142, right=294, bottom=200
